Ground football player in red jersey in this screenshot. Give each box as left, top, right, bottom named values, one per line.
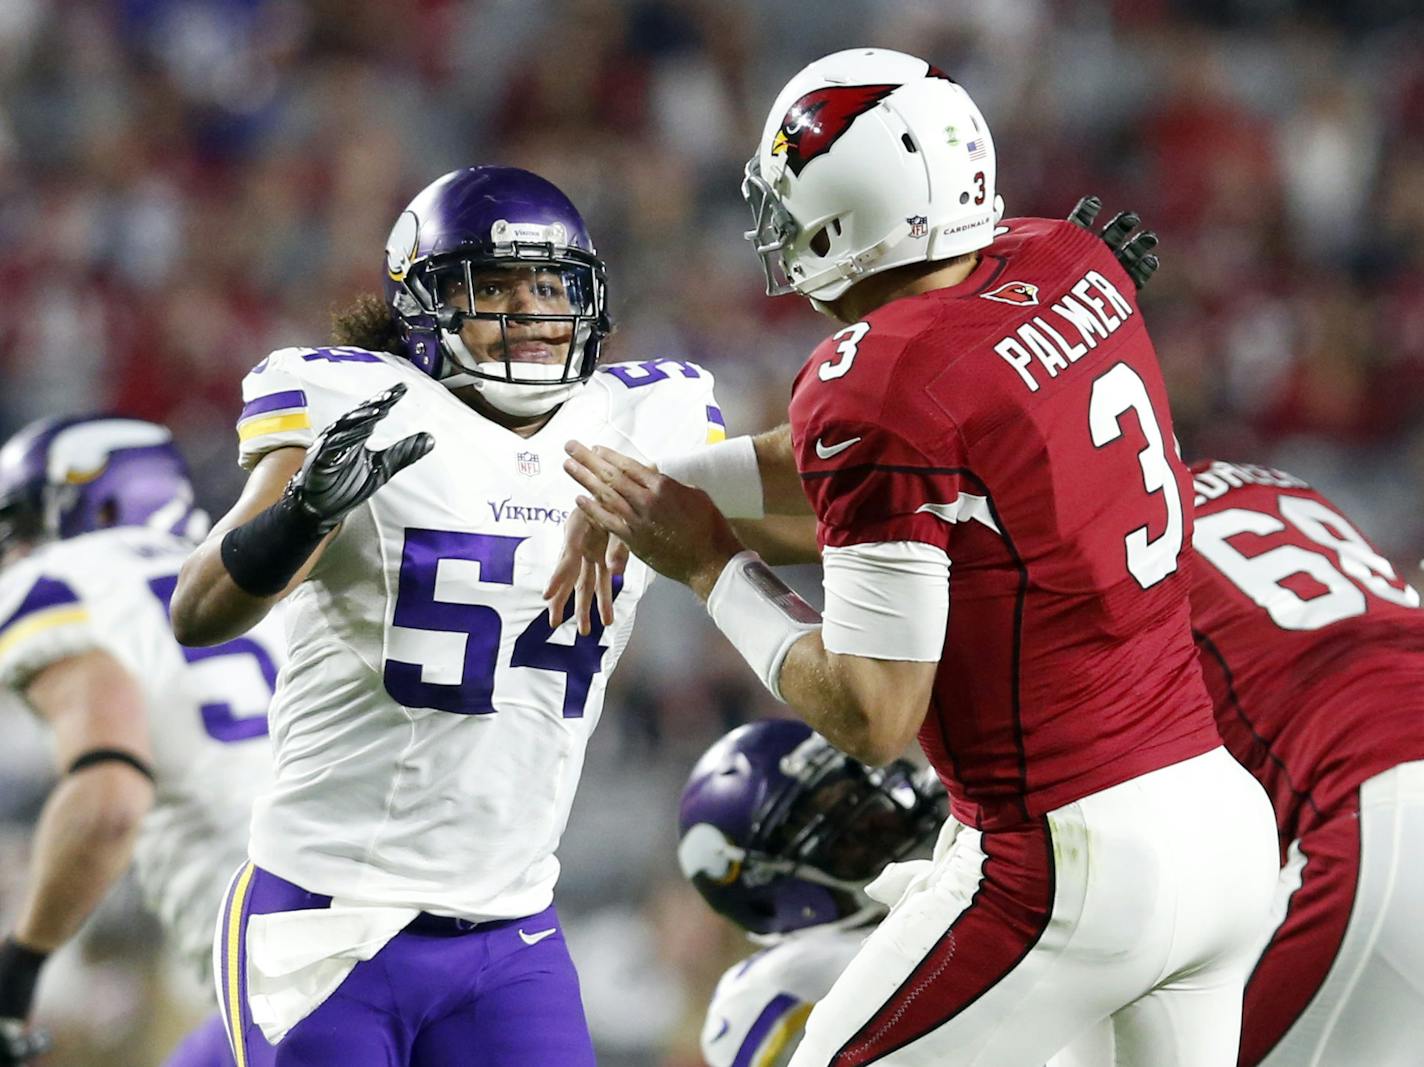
left=556, top=48, right=1279, bottom=1065
left=1056, top=461, right=1424, bottom=1067
left=1172, top=462, right=1423, bottom=1066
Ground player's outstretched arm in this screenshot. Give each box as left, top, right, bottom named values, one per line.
left=562, top=443, right=935, bottom=765
left=0, top=650, right=155, bottom=1054
left=172, top=384, right=432, bottom=646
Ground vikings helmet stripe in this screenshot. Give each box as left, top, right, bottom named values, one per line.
left=237, top=412, right=312, bottom=443
left=238, top=390, right=308, bottom=423
left=221, top=862, right=257, bottom=1066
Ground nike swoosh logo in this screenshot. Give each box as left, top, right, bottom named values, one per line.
left=710, top=1018, right=731, bottom=1042
left=518, top=926, right=557, bottom=946
left=815, top=436, right=862, bottom=460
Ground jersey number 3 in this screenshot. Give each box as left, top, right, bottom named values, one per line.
left=1089, top=363, right=1185, bottom=589
left=382, top=528, right=621, bottom=716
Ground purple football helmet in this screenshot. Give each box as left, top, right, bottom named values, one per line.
left=677, top=719, right=946, bottom=937
left=0, top=415, right=205, bottom=554
left=383, top=166, right=611, bottom=417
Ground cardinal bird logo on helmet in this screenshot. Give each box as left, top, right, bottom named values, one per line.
left=770, top=69, right=954, bottom=179
left=771, top=84, right=898, bottom=178
left=981, top=281, right=1041, bottom=306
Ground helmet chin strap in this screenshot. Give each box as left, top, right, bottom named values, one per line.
left=437, top=330, right=583, bottom=417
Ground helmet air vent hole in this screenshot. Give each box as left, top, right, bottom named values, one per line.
left=831, top=218, right=842, bottom=236
left=901, top=133, right=918, bottom=153
left=959, top=191, right=970, bottom=205
left=810, top=227, right=831, bottom=257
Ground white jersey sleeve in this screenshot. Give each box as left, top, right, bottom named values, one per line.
left=236, top=346, right=399, bottom=469
left=591, top=358, right=729, bottom=462
left=701, top=927, right=867, bottom=1067
left=0, top=558, right=100, bottom=690
left=0, top=529, right=282, bottom=982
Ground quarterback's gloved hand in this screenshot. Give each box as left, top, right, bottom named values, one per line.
left=1067, top=195, right=1160, bottom=291
left=288, top=383, right=434, bottom=534
left=0, top=1021, right=51, bottom=1066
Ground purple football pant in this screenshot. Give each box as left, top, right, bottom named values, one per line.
left=163, top=1014, right=236, bottom=1067
left=216, top=864, right=597, bottom=1066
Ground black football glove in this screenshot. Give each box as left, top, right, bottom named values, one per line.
left=288, top=383, right=434, bottom=533
left=1067, top=195, right=1160, bottom=291
left=0, top=1021, right=51, bottom=1066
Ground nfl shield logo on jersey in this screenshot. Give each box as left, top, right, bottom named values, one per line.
left=906, top=215, right=929, bottom=239
left=516, top=451, right=541, bottom=478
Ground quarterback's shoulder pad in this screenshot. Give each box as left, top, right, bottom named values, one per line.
left=0, top=552, right=98, bottom=690
left=593, top=358, right=727, bottom=459
left=237, top=346, right=416, bottom=469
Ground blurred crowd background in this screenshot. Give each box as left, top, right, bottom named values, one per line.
left=1, top=0, right=1422, bottom=1063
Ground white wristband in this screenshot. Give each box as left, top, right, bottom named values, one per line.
left=707, top=550, right=820, bottom=702
left=659, top=436, right=764, bottom=519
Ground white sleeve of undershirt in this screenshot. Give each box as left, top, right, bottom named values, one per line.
left=820, top=541, right=949, bottom=661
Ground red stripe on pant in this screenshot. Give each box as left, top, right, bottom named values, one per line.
left=832, top=817, right=1056, bottom=1066
left=1239, top=800, right=1361, bottom=1067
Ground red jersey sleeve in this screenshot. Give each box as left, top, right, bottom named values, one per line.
left=790, top=321, right=973, bottom=554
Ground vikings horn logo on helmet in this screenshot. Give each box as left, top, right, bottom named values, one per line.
left=770, top=67, right=953, bottom=178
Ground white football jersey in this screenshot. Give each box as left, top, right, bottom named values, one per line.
left=702, top=927, right=867, bottom=1067
left=236, top=346, right=728, bottom=920
left=0, top=527, right=282, bottom=978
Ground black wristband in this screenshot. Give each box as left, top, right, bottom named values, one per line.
left=0, top=938, right=48, bottom=1021
left=220, top=492, right=329, bottom=597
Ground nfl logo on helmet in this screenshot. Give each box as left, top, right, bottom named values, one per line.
left=906, top=215, right=928, bottom=239
left=516, top=451, right=541, bottom=478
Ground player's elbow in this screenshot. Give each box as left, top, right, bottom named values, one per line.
left=844, top=719, right=917, bottom=767
left=170, top=549, right=240, bottom=646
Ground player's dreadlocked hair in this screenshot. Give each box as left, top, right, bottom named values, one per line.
left=330, top=293, right=403, bottom=355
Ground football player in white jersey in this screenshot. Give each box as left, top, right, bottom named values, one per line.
left=168, top=166, right=734, bottom=1066
left=0, top=416, right=283, bottom=1067
left=678, top=720, right=946, bottom=1067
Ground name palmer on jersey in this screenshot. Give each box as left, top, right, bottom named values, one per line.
left=993, top=269, right=1136, bottom=393
left=234, top=346, right=727, bottom=920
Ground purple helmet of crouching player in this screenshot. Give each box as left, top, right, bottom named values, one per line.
left=382, top=166, right=612, bottom=418
left=0, top=415, right=207, bottom=556
left=677, top=719, right=947, bottom=938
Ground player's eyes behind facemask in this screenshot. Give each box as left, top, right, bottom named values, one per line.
left=434, top=265, right=581, bottom=317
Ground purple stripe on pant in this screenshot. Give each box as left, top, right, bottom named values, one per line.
left=220, top=865, right=596, bottom=1067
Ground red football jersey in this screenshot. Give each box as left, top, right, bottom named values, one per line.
left=790, top=217, right=1221, bottom=830
left=1188, top=459, right=1424, bottom=848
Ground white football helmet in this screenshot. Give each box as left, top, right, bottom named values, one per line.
left=743, top=48, right=1003, bottom=304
